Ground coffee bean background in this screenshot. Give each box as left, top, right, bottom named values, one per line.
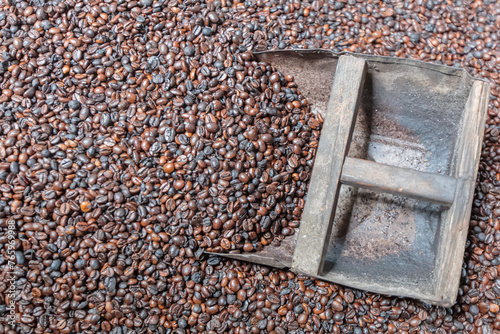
left=0, top=0, right=499, bottom=333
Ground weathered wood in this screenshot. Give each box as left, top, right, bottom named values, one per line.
left=434, top=80, right=489, bottom=306
left=341, top=157, right=456, bottom=206
left=292, top=56, right=366, bottom=276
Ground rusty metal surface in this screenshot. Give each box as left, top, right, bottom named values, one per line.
left=207, top=50, right=489, bottom=306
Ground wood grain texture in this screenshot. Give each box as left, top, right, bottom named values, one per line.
left=341, top=157, right=456, bottom=206
left=434, top=80, right=490, bottom=306
left=292, top=56, right=366, bottom=276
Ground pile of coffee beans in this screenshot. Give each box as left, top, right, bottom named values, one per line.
left=0, top=0, right=500, bottom=333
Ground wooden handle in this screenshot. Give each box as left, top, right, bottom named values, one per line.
left=341, top=157, right=457, bottom=206
left=292, top=56, right=367, bottom=276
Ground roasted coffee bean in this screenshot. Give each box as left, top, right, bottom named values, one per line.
left=68, top=100, right=81, bottom=110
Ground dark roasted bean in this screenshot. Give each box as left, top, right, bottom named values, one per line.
left=0, top=2, right=497, bottom=334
